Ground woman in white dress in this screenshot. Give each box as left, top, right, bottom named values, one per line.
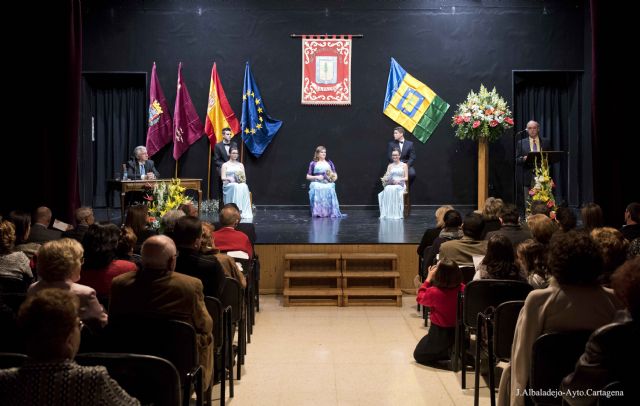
left=221, top=147, right=253, bottom=219
left=378, top=148, right=408, bottom=219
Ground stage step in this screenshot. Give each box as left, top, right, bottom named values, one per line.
left=283, top=254, right=342, bottom=306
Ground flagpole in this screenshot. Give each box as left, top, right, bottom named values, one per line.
left=206, top=147, right=212, bottom=200
left=240, top=139, right=245, bottom=164
left=174, top=160, right=178, bottom=178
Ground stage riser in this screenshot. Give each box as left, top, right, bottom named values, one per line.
left=255, top=244, right=419, bottom=294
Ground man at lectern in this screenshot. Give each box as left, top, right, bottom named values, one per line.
left=126, top=146, right=160, bottom=180
left=516, top=121, right=550, bottom=206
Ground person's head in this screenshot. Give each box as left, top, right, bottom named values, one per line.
left=554, top=206, right=577, bottom=232
left=0, top=220, right=17, bottom=255
left=610, top=257, right=640, bottom=320
left=124, top=205, right=149, bottom=236
left=516, top=239, right=547, bottom=279
left=75, top=206, right=94, bottom=226
left=37, top=238, right=84, bottom=283
left=134, top=146, right=149, bottom=162
left=443, top=209, right=462, bottom=230
left=172, top=216, right=203, bottom=250
left=628, top=238, right=640, bottom=259
left=393, top=126, right=405, bottom=141
left=179, top=202, right=198, bottom=217
left=431, top=258, right=462, bottom=289
left=482, top=234, right=517, bottom=279
left=160, top=209, right=186, bottom=238
left=625, top=202, right=640, bottom=225
left=590, top=227, right=629, bottom=280
left=8, top=210, right=32, bottom=244
left=390, top=148, right=401, bottom=163
left=82, top=223, right=120, bottom=269
left=462, top=212, right=485, bottom=240
left=141, top=235, right=177, bottom=273
left=527, top=214, right=556, bottom=245
left=219, top=206, right=240, bottom=227
left=581, top=202, right=604, bottom=231
left=34, top=206, right=53, bottom=226
left=221, top=127, right=233, bottom=143
left=483, top=197, right=504, bottom=220
left=526, top=120, right=540, bottom=138
left=18, top=289, right=81, bottom=361
left=313, top=145, right=327, bottom=161
left=200, top=222, right=219, bottom=255
left=548, top=230, right=603, bottom=286
left=116, top=225, right=137, bottom=258
left=529, top=201, right=551, bottom=217
left=498, top=203, right=520, bottom=225
left=229, top=146, right=240, bottom=161
left=434, top=205, right=454, bottom=228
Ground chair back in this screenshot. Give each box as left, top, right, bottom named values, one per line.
left=0, top=293, right=26, bottom=353
left=459, top=266, right=476, bottom=284
left=220, top=277, right=243, bottom=324
left=493, top=300, right=525, bottom=360
left=0, top=275, right=29, bottom=294
left=0, top=352, right=28, bottom=369
left=204, top=296, right=224, bottom=351
left=0, top=293, right=27, bottom=314
left=530, top=330, right=592, bottom=405
left=76, top=352, right=181, bottom=406
left=462, top=280, right=532, bottom=328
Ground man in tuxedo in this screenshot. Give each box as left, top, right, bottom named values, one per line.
left=213, top=128, right=238, bottom=200
left=387, top=127, right=416, bottom=187
left=516, top=120, right=551, bottom=208
left=126, top=146, right=160, bottom=180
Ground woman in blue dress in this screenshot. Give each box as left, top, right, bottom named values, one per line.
left=306, top=146, right=344, bottom=218
left=378, top=148, right=408, bottom=219
left=221, top=147, right=253, bottom=219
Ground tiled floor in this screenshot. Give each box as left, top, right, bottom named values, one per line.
left=211, top=295, right=492, bottom=405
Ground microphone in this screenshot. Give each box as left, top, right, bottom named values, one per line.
left=514, top=129, right=528, bottom=136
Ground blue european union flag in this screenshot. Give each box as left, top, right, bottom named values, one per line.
left=241, top=62, right=283, bottom=158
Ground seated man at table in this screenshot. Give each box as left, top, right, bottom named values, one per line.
left=126, top=146, right=160, bottom=180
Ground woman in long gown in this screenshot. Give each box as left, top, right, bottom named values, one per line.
left=221, top=147, right=253, bottom=219
left=306, top=145, right=344, bottom=218
left=378, top=148, right=408, bottom=219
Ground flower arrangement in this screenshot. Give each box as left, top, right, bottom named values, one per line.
left=451, top=84, right=514, bottom=142
left=380, top=175, right=389, bottom=187
left=144, top=179, right=192, bottom=229
left=527, top=154, right=557, bottom=216
left=325, top=169, right=337, bottom=183
left=235, top=170, right=246, bottom=184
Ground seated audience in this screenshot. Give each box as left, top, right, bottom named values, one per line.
left=416, top=205, right=454, bottom=257
left=179, top=202, right=198, bottom=217
left=414, top=259, right=464, bottom=367
left=109, top=235, right=214, bottom=389
left=62, top=206, right=95, bottom=242
left=561, top=257, right=640, bottom=405
left=439, top=212, right=487, bottom=267
left=482, top=197, right=504, bottom=237
left=115, top=225, right=142, bottom=268
left=0, top=220, right=33, bottom=284
left=590, top=227, right=629, bottom=286
left=213, top=205, right=253, bottom=258
left=8, top=210, right=40, bottom=260
left=27, top=206, right=63, bottom=243
left=628, top=238, right=640, bottom=259
left=201, top=222, right=246, bottom=288
left=527, top=213, right=557, bottom=246
left=213, top=203, right=257, bottom=246
left=423, top=209, right=463, bottom=268
left=159, top=209, right=185, bottom=239
left=580, top=202, right=604, bottom=233
left=124, top=205, right=157, bottom=253
left=516, top=239, right=549, bottom=289
left=529, top=200, right=551, bottom=217
left=79, top=223, right=137, bottom=297
left=28, top=238, right=108, bottom=329
left=554, top=206, right=577, bottom=233
left=620, top=202, right=640, bottom=241
left=0, top=289, right=139, bottom=405
left=498, top=231, right=623, bottom=406
left=475, top=234, right=525, bottom=281
left=485, top=203, right=532, bottom=249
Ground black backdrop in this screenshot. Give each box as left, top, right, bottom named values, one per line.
left=81, top=0, right=590, bottom=207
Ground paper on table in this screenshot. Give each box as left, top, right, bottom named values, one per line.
left=52, top=219, right=70, bottom=231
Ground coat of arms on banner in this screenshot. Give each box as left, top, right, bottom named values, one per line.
left=301, top=36, right=352, bottom=105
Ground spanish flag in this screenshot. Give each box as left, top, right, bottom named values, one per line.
left=204, top=63, right=240, bottom=144
left=383, top=58, right=449, bottom=143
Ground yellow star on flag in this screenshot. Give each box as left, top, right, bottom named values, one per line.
left=246, top=90, right=251, bottom=97
left=256, top=123, right=262, bottom=129
left=250, top=128, right=256, bottom=134
left=244, top=128, right=250, bottom=134
left=255, top=98, right=261, bottom=105
left=257, top=107, right=263, bottom=113
left=242, top=94, right=247, bottom=100
left=251, top=91, right=255, bottom=97
left=259, top=116, right=263, bottom=122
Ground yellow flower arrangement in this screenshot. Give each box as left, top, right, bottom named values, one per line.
left=527, top=154, right=557, bottom=216
left=145, top=179, right=192, bottom=229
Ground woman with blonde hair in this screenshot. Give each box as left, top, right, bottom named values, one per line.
left=417, top=205, right=455, bottom=257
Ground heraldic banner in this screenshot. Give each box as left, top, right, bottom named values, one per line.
left=301, top=35, right=352, bottom=105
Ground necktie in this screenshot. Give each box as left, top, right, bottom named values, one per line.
left=399, top=142, right=403, bottom=153
left=532, top=139, right=538, bottom=152
left=140, top=164, right=145, bottom=176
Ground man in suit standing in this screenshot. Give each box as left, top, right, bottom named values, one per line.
left=516, top=121, right=551, bottom=209
left=126, top=146, right=160, bottom=180
left=213, top=127, right=237, bottom=200
left=387, top=127, right=416, bottom=187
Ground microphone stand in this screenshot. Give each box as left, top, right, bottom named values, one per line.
left=513, top=129, right=528, bottom=211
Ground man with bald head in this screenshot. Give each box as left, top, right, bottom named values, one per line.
left=27, top=206, right=62, bottom=243
left=516, top=120, right=551, bottom=208
left=109, top=235, right=214, bottom=388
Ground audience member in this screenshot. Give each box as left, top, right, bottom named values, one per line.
left=529, top=200, right=551, bottom=217
left=27, top=206, right=63, bottom=243
left=28, top=238, right=108, bottom=329
left=214, top=206, right=253, bottom=258
left=620, top=202, right=640, bottom=241
left=0, top=220, right=33, bottom=284
left=109, top=235, right=214, bottom=388
left=439, top=212, right=487, bottom=267
left=213, top=203, right=257, bottom=246
left=482, top=197, right=504, bottom=237
left=590, top=227, right=629, bottom=286
left=516, top=239, right=549, bottom=289
left=79, top=223, right=137, bottom=297
left=201, top=222, right=246, bottom=288
left=62, top=206, right=95, bottom=242
left=562, top=257, right=640, bottom=405
left=124, top=205, right=157, bottom=252
left=554, top=206, right=577, bottom=233
left=8, top=210, right=40, bottom=259
left=628, top=238, right=640, bottom=259
left=416, top=205, right=454, bottom=257
left=0, top=289, right=139, bottom=405
left=580, top=202, right=604, bottom=232
left=476, top=234, right=525, bottom=281
left=179, top=202, right=198, bottom=217
left=423, top=210, right=463, bottom=269
left=485, top=203, right=532, bottom=249
left=498, top=231, right=623, bottom=406
left=527, top=213, right=557, bottom=245
left=115, top=225, right=141, bottom=268
left=160, top=209, right=185, bottom=239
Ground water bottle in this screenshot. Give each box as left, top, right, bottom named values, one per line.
left=121, top=164, right=128, bottom=181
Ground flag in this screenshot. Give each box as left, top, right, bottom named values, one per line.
left=204, top=63, right=240, bottom=145
left=241, top=62, right=282, bottom=158
left=145, top=63, right=173, bottom=157
left=173, top=62, right=204, bottom=160
left=383, top=58, right=449, bottom=143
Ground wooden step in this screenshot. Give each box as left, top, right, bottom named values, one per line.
left=341, top=253, right=398, bottom=260
left=285, top=253, right=341, bottom=260
left=284, top=271, right=342, bottom=278
left=342, top=271, right=399, bottom=278
left=342, top=288, right=402, bottom=296
left=284, top=288, right=342, bottom=296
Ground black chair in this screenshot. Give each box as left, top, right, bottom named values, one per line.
left=0, top=293, right=26, bottom=353
left=0, top=292, right=27, bottom=314
left=76, top=353, right=181, bottom=406
left=453, top=279, right=532, bottom=389
left=0, top=352, right=28, bottom=369
left=220, top=277, right=245, bottom=381
left=474, top=300, right=525, bottom=406
left=104, top=317, right=205, bottom=406
left=459, top=266, right=476, bottom=284
left=205, top=296, right=233, bottom=404
left=529, top=330, right=593, bottom=405
left=0, top=275, right=29, bottom=294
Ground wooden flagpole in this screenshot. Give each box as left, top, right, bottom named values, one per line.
left=206, top=147, right=212, bottom=200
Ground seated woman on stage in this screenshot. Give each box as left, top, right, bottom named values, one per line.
left=221, top=147, right=253, bottom=220
left=378, top=148, right=408, bottom=219
left=306, top=145, right=344, bottom=218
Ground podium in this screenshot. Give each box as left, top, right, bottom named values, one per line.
left=524, top=151, right=564, bottom=168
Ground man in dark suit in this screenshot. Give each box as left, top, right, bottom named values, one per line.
left=126, top=146, right=160, bottom=180
left=213, top=128, right=237, bottom=200
left=62, top=206, right=94, bottom=242
left=27, top=206, right=62, bottom=243
left=516, top=121, right=551, bottom=208
left=485, top=203, right=532, bottom=249
left=387, top=127, right=416, bottom=187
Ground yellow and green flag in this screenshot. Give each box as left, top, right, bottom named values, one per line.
left=383, top=58, right=449, bottom=143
